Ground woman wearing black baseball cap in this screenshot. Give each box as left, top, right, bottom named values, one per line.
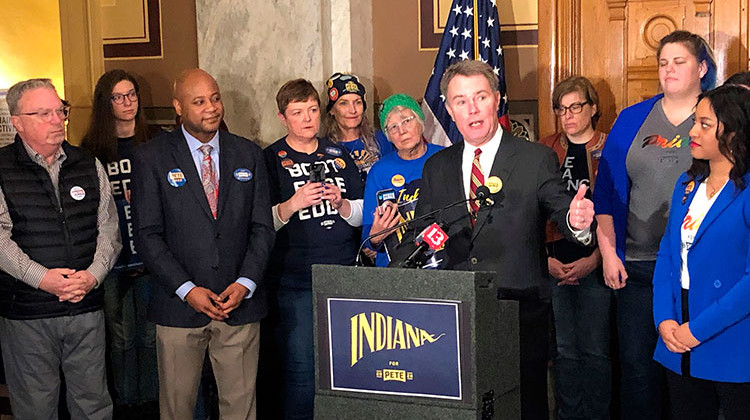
left=321, top=72, right=393, bottom=184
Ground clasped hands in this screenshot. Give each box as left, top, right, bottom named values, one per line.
left=548, top=252, right=599, bottom=286
left=39, top=268, right=97, bottom=303
left=184, top=283, right=248, bottom=321
left=658, top=320, right=700, bottom=353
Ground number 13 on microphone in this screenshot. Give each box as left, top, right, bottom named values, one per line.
left=423, top=223, right=448, bottom=250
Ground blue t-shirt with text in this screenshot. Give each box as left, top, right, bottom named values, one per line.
left=362, top=143, right=442, bottom=267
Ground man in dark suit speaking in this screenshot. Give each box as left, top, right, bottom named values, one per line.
left=131, top=69, right=274, bottom=419
left=405, top=60, right=594, bottom=419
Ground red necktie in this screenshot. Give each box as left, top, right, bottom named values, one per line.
left=469, top=148, right=484, bottom=225
left=199, top=144, right=218, bottom=218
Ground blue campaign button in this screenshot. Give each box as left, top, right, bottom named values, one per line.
left=233, top=168, right=253, bottom=182
left=713, top=279, right=722, bottom=288
left=167, top=169, right=186, bottom=187
left=325, top=146, right=342, bottom=157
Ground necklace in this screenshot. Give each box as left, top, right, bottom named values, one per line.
left=706, top=176, right=727, bottom=199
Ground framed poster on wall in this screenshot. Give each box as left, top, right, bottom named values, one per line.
left=0, top=90, right=16, bottom=148
left=102, top=0, right=163, bottom=59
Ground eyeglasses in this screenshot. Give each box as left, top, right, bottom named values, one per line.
left=553, top=101, right=589, bottom=116
left=17, top=105, right=71, bottom=122
left=111, top=90, right=138, bottom=105
left=385, top=115, right=416, bottom=135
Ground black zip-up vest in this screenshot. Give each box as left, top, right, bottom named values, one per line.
left=0, top=136, right=102, bottom=319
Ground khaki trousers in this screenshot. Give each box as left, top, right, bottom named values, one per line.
left=156, top=321, right=260, bottom=420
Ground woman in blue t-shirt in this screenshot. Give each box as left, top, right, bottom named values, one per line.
left=362, top=94, right=442, bottom=267
left=321, top=72, right=393, bottom=183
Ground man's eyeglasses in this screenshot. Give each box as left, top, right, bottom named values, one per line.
left=111, top=90, right=138, bottom=105
left=17, top=105, right=71, bottom=122
left=385, top=115, right=416, bottom=135
left=553, top=101, right=589, bottom=116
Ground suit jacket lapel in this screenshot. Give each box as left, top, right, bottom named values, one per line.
left=449, top=143, right=466, bottom=202
left=692, top=181, right=738, bottom=247
left=440, top=143, right=470, bottom=229
left=171, top=132, right=215, bottom=220
left=671, top=182, right=696, bottom=258
left=472, top=135, right=519, bottom=241
left=216, top=133, right=232, bottom=220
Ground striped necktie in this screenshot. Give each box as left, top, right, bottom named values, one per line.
left=469, top=148, right=484, bottom=225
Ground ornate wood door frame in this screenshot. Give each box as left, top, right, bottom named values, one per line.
left=59, top=0, right=104, bottom=144
left=538, top=0, right=748, bottom=138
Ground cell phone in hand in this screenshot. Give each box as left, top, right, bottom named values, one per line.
left=376, top=188, right=397, bottom=206
left=309, top=161, right=327, bottom=183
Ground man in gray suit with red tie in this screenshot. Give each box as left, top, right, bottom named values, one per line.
left=131, top=69, right=274, bottom=419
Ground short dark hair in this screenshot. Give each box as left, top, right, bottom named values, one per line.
left=440, top=60, right=499, bottom=97
left=686, top=85, right=750, bottom=189
left=551, top=76, right=601, bottom=128
left=276, top=79, right=320, bottom=114
left=657, top=30, right=717, bottom=91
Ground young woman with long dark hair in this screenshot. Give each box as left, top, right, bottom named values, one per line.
left=81, top=69, right=157, bottom=418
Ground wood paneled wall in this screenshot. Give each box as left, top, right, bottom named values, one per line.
left=59, top=0, right=104, bottom=145
left=538, top=0, right=749, bottom=138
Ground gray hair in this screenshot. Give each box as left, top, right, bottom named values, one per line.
left=6, top=78, right=56, bottom=115
left=383, top=106, right=425, bottom=142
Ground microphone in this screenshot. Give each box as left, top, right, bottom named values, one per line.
left=355, top=194, right=475, bottom=266
left=353, top=180, right=501, bottom=266
left=399, top=223, right=449, bottom=268
left=479, top=176, right=503, bottom=207
left=475, top=185, right=493, bottom=206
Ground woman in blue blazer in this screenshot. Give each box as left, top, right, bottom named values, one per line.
left=653, top=85, right=750, bottom=419
left=593, top=31, right=717, bottom=418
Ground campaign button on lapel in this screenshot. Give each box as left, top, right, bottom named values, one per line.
left=233, top=168, right=253, bottom=182
left=167, top=169, right=186, bottom=187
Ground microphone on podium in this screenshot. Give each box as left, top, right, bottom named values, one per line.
left=399, top=223, right=449, bottom=268
left=354, top=178, right=502, bottom=267
left=479, top=175, right=503, bottom=207
left=474, top=185, right=493, bottom=207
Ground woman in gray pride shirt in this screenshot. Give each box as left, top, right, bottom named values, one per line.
left=593, top=30, right=716, bottom=419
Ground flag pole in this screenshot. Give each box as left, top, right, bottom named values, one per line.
left=473, top=0, right=479, bottom=59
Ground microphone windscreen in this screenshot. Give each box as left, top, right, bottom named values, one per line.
left=475, top=185, right=491, bottom=199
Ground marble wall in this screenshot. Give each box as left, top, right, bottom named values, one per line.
left=196, top=0, right=373, bottom=146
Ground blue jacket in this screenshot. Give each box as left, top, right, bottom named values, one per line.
left=653, top=172, right=750, bottom=382
left=592, top=94, right=663, bottom=261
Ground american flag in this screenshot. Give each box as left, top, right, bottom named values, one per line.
left=421, top=0, right=510, bottom=146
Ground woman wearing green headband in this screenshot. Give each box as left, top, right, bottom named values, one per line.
left=361, top=94, right=443, bottom=267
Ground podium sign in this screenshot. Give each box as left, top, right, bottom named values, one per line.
left=313, top=265, right=521, bottom=419
left=327, top=298, right=462, bottom=399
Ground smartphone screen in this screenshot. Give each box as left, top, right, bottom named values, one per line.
left=376, top=188, right=397, bottom=206
left=309, top=162, right=327, bottom=183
